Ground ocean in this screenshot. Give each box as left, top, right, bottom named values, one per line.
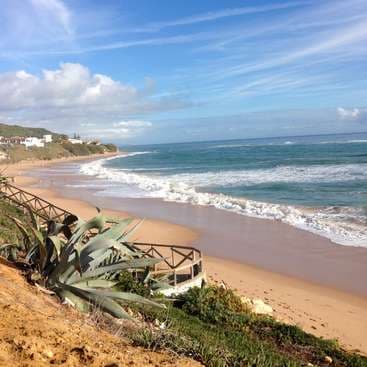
left=79, top=132, right=367, bottom=247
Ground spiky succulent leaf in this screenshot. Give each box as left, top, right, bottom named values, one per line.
left=6, top=215, right=31, bottom=250
left=76, top=257, right=162, bottom=282
left=58, top=283, right=132, bottom=319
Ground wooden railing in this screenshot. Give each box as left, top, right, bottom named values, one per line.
left=0, top=182, right=72, bottom=223
left=0, top=181, right=205, bottom=290
left=132, top=242, right=203, bottom=287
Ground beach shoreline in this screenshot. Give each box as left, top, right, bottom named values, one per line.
left=2, top=155, right=367, bottom=354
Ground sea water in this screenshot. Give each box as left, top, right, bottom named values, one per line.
left=79, top=133, right=367, bottom=247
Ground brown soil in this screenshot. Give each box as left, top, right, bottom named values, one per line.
left=0, top=261, right=201, bottom=367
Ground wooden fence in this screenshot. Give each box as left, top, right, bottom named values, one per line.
left=132, top=242, right=203, bottom=287
left=0, top=182, right=73, bottom=223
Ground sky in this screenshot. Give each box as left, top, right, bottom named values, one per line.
left=0, top=0, right=366, bottom=144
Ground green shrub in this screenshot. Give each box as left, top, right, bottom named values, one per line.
left=117, top=271, right=151, bottom=297
left=61, top=142, right=91, bottom=156
left=104, top=143, right=118, bottom=152
left=178, top=285, right=250, bottom=324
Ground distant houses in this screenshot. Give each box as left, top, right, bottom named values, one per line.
left=0, top=134, right=53, bottom=147
left=0, top=133, right=101, bottom=148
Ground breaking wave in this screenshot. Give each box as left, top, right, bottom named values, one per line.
left=80, top=156, right=367, bottom=247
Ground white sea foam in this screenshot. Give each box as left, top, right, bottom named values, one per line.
left=123, top=151, right=156, bottom=157
left=80, top=157, right=367, bottom=248
left=167, top=164, right=367, bottom=187
left=346, top=139, right=367, bottom=143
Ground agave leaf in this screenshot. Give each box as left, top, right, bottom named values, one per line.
left=57, top=289, right=91, bottom=313
left=71, top=279, right=119, bottom=289
left=150, top=278, right=172, bottom=291
left=46, top=235, right=65, bottom=258
left=9, top=247, right=18, bottom=262
left=80, top=237, right=136, bottom=260
left=118, top=219, right=145, bottom=242
left=28, top=225, right=48, bottom=270
left=93, top=218, right=134, bottom=242
left=58, top=283, right=132, bottom=319
left=0, top=243, right=19, bottom=251
left=78, top=257, right=162, bottom=282
left=0, top=243, right=20, bottom=261
left=66, top=248, right=128, bottom=285
left=25, top=204, right=40, bottom=231
left=25, top=244, right=39, bottom=263
left=6, top=215, right=31, bottom=249
left=55, top=254, right=80, bottom=284
left=84, top=289, right=165, bottom=308
left=105, top=216, right=124, bottom=224
left=69, top=214, right=106, bottom=245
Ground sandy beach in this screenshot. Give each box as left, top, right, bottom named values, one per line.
left=1, top=154, right=367, bottom=355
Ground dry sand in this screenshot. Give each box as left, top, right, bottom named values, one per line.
left=1, top=155, right=367, bottom=355
left=0, top=260, right=200, bottom=366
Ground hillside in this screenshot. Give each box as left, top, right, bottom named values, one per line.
left=0, top=142, right=117, bottom=163
left=0, top=262, right=199, bottom=367
left=0, top=123, right=61, bottom=139
left=0, top=122, right=118, bottom=163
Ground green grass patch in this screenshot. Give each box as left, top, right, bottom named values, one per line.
left=125, top=285, right=367, bottom=367
left=0, top=200, right=30, bottom=244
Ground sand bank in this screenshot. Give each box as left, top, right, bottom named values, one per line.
left=2, top=156, right=367, bottom=354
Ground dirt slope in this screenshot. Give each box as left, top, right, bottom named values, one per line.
left=0, top=262, right=200, bottom=367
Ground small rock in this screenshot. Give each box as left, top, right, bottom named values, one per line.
left=42, top=350, right=54, bottom=359
left=241, top=297, right=273, bottom=315
left=251, top=299, right=273, bottom=315
left=306, top=363, right=314, bottom=367
left=324, top=356, right=333, bottom=364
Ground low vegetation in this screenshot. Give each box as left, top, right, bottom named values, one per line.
left=0, top=200, right=366, bottom=367
left=1, top=141, right=117, bottom=163
left=124, top=285, right=367, bottom=367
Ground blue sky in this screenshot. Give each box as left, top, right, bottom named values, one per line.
left=0, top=0, right=366, bottom=143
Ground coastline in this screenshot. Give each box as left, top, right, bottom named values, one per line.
left=2, top=155, right=367, bottom=354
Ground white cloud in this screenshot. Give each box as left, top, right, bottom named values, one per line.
left=337, top=107, right=362, bottom=119
left=0, top=63, right=188, bottom=138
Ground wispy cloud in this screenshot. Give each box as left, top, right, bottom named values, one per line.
left=30, top=0, right=73, bottom=36
left=140, top=1, right=310, bottom=31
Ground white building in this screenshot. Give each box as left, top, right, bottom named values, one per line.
left=43, top=134, right=52, bottom=143
left=22, top=137, right=45, bottom=148
left=68, top=138, right=83, bottom=144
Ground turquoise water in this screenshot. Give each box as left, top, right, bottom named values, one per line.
left=80, top=133, right=367, bottom=246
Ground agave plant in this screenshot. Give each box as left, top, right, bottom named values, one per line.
left=2, top=209, right=168, bottom=319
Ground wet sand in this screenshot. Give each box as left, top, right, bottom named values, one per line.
left=2, top=156, right=367, bottom=354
